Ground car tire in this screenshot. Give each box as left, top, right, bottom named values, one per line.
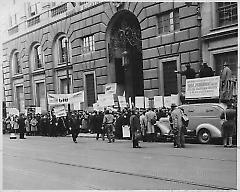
left=197, top=129, right=211, bottom=144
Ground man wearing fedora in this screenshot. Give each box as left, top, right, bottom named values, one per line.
left=199, top=62, right=214, bottom=78
left=220, top=61, right=233, bottom=101
left=170, top=103, right=185, bottom=148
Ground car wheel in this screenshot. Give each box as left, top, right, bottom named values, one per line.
left=197, top=129, right=211, bottom=144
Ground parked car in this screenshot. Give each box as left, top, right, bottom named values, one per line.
left=155, top=117, right=173, bottom=141
left=179, top=103, right=230, bottom=144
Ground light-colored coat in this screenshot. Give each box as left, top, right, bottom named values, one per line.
left=145, top=110, right=157, bottom=134
left=171, top=108, right=183, bottom=130
left=140, top=114, right=147, bottom=135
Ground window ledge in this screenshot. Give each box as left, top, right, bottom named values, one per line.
left=55, top=63, right=72, bottom=71
left=32, top=68, right=45, bottom=76
left=203, top=24, right=238, bottom=41
left=210, top=23, right=238, bottom=32
left=12, top=73, right=23, bottom=80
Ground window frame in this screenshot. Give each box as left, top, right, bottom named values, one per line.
left=217, top=2, right=237, bottom=27
left=81, top=34, right=95, bottom=54
left=157, top=9, right=180, bottom=35
left=31, top=44, right=44, bottom=70
left=54, top=35, right=72, bottom=66
left=12, top=51, right=22, bottom=75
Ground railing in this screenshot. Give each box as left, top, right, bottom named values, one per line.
left=7, top=2, right=103, bottom=37
left=51, top=3, right=67, bottom=17
left=8, top=25, right=19, bottom=35
left=27, top=15, right=40, bottom=27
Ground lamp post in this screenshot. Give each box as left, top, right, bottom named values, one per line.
left=64, top=39, right=71, bottom=116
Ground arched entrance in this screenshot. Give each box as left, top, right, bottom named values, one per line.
left=106, top=10, right=144, bottom=102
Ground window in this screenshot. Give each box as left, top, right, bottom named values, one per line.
left=217, top=2, right=237, bottom=27
left=16, top=86, right=25, bottom=112
left=54, top=35, right=72, bottom=65
left=214, top=51, right=237, bottom=78
left=32, top=44, right=43, bottom=70
left=36, top=82, right=47, bottom=111
left=81, top=35, right=95, bottom=54
left=12, top=51, right=21, bottom=74
left=60, top=78, right=72, bottom=94
left=29, top=2, right=41, bottom=17
left=59, top=37, right=68, bottom=63
left=157, top=9, right=180, bottom=34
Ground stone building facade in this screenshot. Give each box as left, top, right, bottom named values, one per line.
left=2, top=2, right=238, bottom=112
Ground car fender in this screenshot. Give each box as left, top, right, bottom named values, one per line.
left=196, top=123, right=221, bottom=138
left=156, top=121, right=171, bottom=135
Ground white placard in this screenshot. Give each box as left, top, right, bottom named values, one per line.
left=129, top=97, right=132, bottom=109
left=144, top=97, right=149, bottom=109
left=6, top=108, right=19, bottom=116
left=105, top=83, right=117, bottom=95
left=73, top=102, right=81, bottom=110
left=118, top=96, right=127, bottom=109
left=122, top=125, right=130, bottom=138
left=185, top=76, right=220, bottom=99
left=171, top=94, right=179, bottom=106
left=35, top=107, right=42, bottom=114
left=54, top=105, right=67, bottom=117
left=154, top=96, right=163, bottom=108
left=98, top=94, right=115, bottom=107
left=164, top=96, right=172, bottom=108
left=135, top=97, right=144, bottom=108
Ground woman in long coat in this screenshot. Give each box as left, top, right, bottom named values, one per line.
left=25, top=117, right=31, bottom=136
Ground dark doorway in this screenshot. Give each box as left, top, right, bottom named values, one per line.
left=163, top=61, right=178, bottom=96
left=107, top=10, right=144, bottom=101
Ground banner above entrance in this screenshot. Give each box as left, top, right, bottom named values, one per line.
left=48, top=91, right=84, bottom=105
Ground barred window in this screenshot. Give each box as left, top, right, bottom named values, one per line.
left=33, top=45, right=43, bottom=69
left=217, top=2, right=237, bottom=27
left=59, top=37, right=67, bottom=63
left=13, top=51, right=21, bottom=74
left=53, top=35, right=72, bottom=66
left=81, top=35, right=95, bottom=54
left=157, top=9, right=180, bottom=34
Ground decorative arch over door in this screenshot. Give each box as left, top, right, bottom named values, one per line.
left=106, top=10, right=144, bottom=101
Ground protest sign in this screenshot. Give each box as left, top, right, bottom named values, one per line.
left=98, top=94, right=115, bottom=107
left=105, top=83, right=117, bottom=95
left=185, top=76, right=220, bottom=99
left=73, top=102, right=81, bottom=110
left=122, top=125, right=130, bottom=138
left=164, top=96, right=172, bottom=108
left=135, top=97, right=144, bottom=108
left=48, top=91, right=84, bottom=105
left=144, top=97, right=149, bottom=109
left=54, top=105, right=67, bottom=117
left=6, top=108, right=19, bottom=116
left=154, top=96, right=163, bottom=108
left=118, top=96, right=127, bottom=109
left=35, top=107, right=42, bottom=114
left=171, top=94, right=179, bottom=106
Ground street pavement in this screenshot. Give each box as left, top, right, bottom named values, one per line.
left=2, top=133, right=238, bottom=190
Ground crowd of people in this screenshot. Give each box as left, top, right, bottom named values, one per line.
left=3, top=106, right=173, bottom=146
left=3, top=100, right=236, bottom=148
